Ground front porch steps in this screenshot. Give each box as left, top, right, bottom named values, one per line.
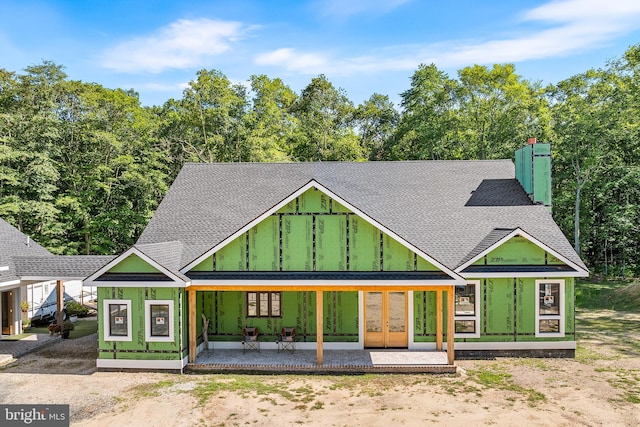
left=186, top=349, right=457, bottom=374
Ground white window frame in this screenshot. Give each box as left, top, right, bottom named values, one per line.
left=454, top=280, right=481, bottom=339
left=103, top=299, right=132, bottom=342
left=145, top=300, right=175, bottom=342
left=535, top=279, right=565, bottom=337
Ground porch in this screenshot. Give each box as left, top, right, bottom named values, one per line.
left=188, top=348, right=457, bottom=374
left=188, top=286, right=459, bottom=369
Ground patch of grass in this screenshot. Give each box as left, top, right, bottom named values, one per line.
left=27, top=318, right=97, bottom=339
left=1, top=333, right=33, bottom=341
left=594, top=367, right=640, bottom=404
left=512, top=358, right=551, bottom=371
left=467, top=365, right=547, bottom=407
left=192, top=375, right=305, bottom=406
left=577, top=313, right=640, bottom=356
left=131, top=379, right=175, bottom=398
left=575, top=345, right=616, bottom=364
left=626, top=394, right=640, bottom=404
left=576, top=281, right=640, bottom=311
left=67, top=319, right=98, bottom=338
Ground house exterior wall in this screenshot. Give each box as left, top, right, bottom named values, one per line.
left=196, top=291, right=359, bottom=344
left=93, top=187, right=579, bottom=366
left=97, top=286, right=186, bottom=365
left=472, top=236, right=564, bottom=266
left=192, top=188, right=439, bottom=273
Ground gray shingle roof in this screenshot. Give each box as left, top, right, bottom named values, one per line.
left=134, top=241, right=185, bottom=273
left=134, top=241, right=189, bottom=281
left=13, top=255, right=116, bottom=279
left=458, top=228, right=516, bottom=267
left=0, top=219, right=52, bottom=264
left=136, top=161, right=587, bottom=272
left=0, top=218, right=53, bottom=284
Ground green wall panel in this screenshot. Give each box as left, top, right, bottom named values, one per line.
left=191, top=255, right=213, bottom=271
left=486, top=236, right=546, bottom=265
left=282, top=216, right=313, bottom=270
left=278, top=199, right=296, bottom=214
left=516, top=278, right=536, bottom=334
left=216, top=234, right=246, bottom=271
left=333, top=200, right=351, bottom=213
left=484, top=278, right=514, bottom=334
left=188, top=187, right=446, bottom=274
left=416, top=256, right=438, bottom=271
left=383, top=234, right=414, bottom=271
left=316, top=216, right=347, bottom=271
left=547, top=254, right=565, bottom=265
left=201, top=291, right=358, bottom=343
left=98, top=286, right=183, bottom=361
left=299, top=188, right=330, bottom=213
left=565, top=278, right=575, bottom=334
left=413, top=291, right=437, bottom=342
left=471, top=236, right=570, bottom=269
left=249, top=216, right=279, bottom=271
left=323, top=291, right=358, bottom=341
left=350, top=216, right=380, bottom=271
left=109, top=254, right=160, bottom=273
left=533, top=155, right=552, bottom=206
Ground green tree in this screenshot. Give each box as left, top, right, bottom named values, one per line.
left=354, top=93, right=398, bottom=160
left=549, top=70, right=614, bottom=259
left=180, top=69, right=249, bottom=163
left=453, top=64, right=550, bottom=160
left=290, top=75, right=363, bottom=161
left=244, top=74, right=298, bottom=162
left=0, top=62, right=64, bottom=250
left=385, top=64, right=457, bottom=160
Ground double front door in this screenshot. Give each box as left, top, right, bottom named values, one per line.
left=364, top=291, right=408, bottom=348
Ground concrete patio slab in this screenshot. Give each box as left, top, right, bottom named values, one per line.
left=0, top=333, right=58, bottom=365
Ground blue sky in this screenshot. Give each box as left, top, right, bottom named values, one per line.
left=3, top=0, right=640, bottom=107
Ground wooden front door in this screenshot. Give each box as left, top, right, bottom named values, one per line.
left=1, top=290, right=14, bottom=335
left=364, top=291, right=408, bottom=348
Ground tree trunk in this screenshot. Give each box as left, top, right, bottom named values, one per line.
left=574, top=182, right=583, bottom=255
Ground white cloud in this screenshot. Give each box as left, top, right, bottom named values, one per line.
left=432, top=0, right=640, bottom=67
left=100, top=18, right=246, bottom=73
left=258, top=0, right=640, bottom=76
left=255, top=48, right=329, bottom=73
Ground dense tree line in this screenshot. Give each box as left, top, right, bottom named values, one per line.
left=1, top=45, right=639, bottom=276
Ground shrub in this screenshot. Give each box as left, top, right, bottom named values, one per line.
left=65, top=301, right=89, bottom=317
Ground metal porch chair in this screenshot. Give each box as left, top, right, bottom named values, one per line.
left=277, top=327, right=296, bottom=353
left=242, top=327, right=260, bottom=353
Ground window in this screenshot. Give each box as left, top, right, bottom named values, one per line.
left=454, top=280, right=480, bottom=338
left=535, top=280, right=565, bottom=337
left=145, top=300, right=174, bottom=342
left=103, top=299, right=131, bottom=341
left=246, top=292, right=281, bottom=317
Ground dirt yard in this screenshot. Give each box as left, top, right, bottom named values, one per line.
left=1, top=310, right=639, bottom=426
